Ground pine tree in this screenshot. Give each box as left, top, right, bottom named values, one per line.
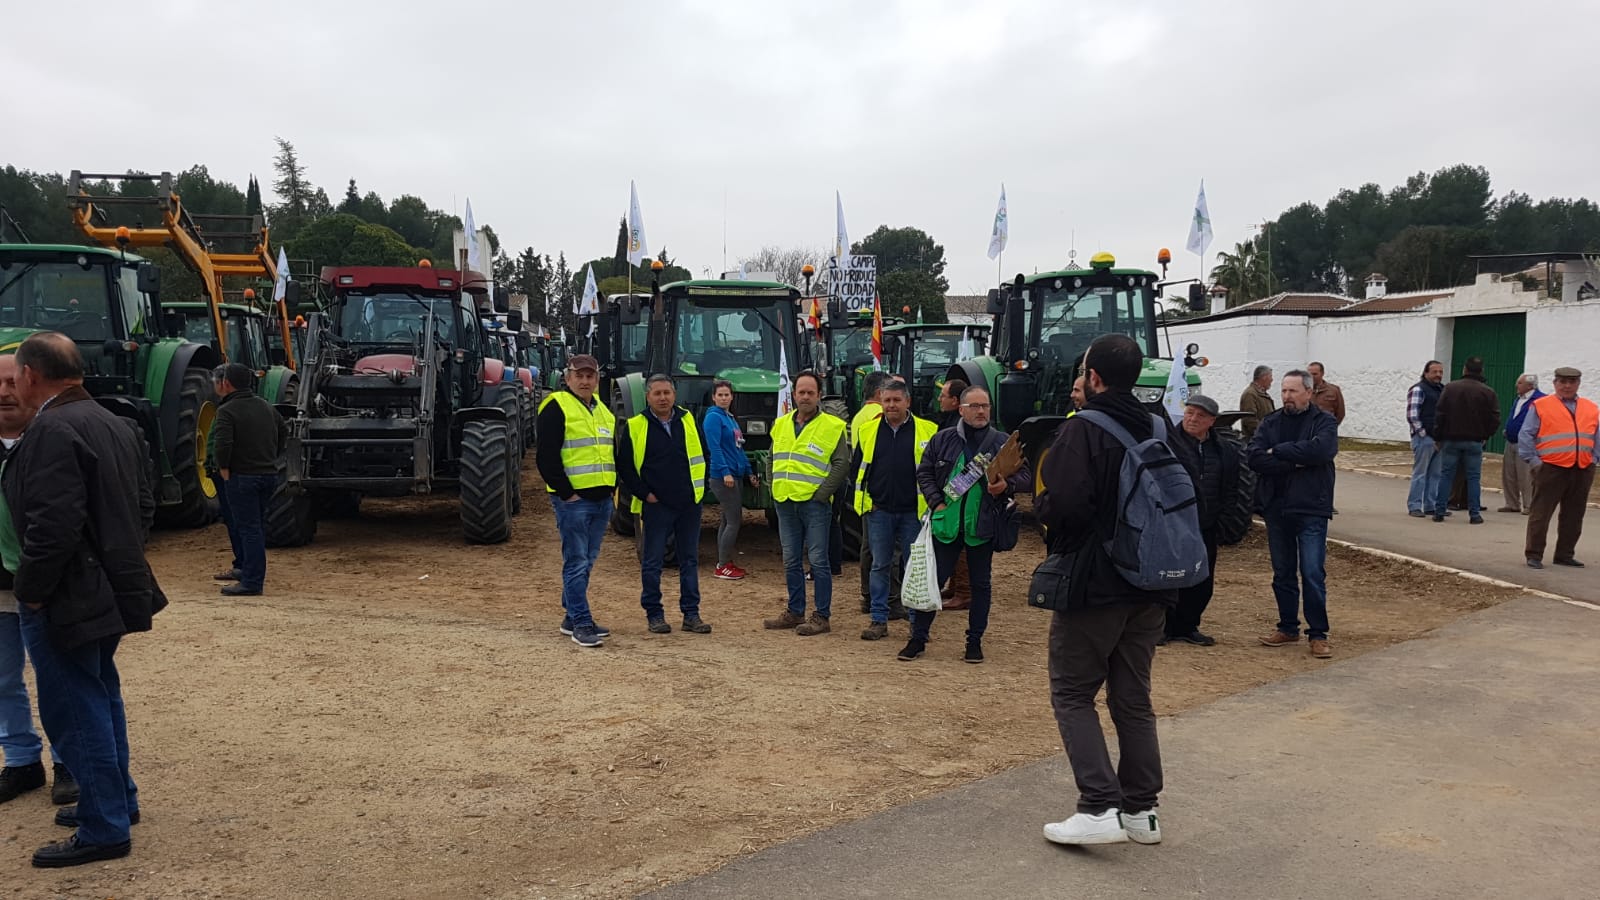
left=341, top=178, right=361, bottom=215
left=245, top=176, right=261, bottom=216
left=613, top=216, right=628, bottom=268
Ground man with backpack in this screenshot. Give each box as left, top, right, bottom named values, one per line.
left=1036, top=334, right=1205, bottom=847
left=1247, top=369, right=1339, bottom=659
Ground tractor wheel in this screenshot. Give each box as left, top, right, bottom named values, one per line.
left=821, top=396, right=850, bottom=421
left=839, top=506, right=863, bottom=562
left=460, top=419, right=513, bottom=544
left=312, top=489, right=361, bottom=519
left=488, top=386, right=524, bottom=515
left=1215, top=431, right=1257, bottom=546
left=275, top=372, right=300, bottom=405
left=611, top=484, right=636, bottom=537
left=155, top=369, right=221, bottom=529
left=121, top=417, right=159, bottom=543
left=266, top=486, right=317, bottom=547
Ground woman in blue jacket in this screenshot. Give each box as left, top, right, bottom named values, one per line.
left=704, top=380, right=759, bottom=579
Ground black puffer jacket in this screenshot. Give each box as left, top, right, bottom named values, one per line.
left=915, top=421, right=1032, bottom=543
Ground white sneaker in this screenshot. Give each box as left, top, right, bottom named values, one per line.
left=1043, top=809, right=1128, bottom=845
left=1120, top=808, right=1161, bottom=844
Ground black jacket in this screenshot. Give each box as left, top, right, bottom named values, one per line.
left=1433, top=374, right=1500, bottom=442
left=1035, top=391, right=1179, bottom=609
left=615, top=407, right=705, bottom=511
left=916, top=421, right=1031, bottom=543
left=1170, top=425, right=1244, bottom=533
left=2, top=386, right=166, bottom=649
left=1246, top=405, right=1338, bottom=519
left=535, top=388, right=614, bottom=501
left=213, top=389, right=287, bottom=475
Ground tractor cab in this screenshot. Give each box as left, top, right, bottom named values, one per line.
left=0, top=245, right=161, bottom=381
left=883, top=323, right=990, bottom=416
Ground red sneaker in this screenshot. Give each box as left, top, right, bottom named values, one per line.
left=715, top=564, right=747, bottom=580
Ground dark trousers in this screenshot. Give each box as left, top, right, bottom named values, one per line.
left=1525, top=464, right=1595, bottom=562
left=912, top=538, right=993, bottom=642
left=224, top=474, right=277, bottom=591
left=18, top=610, right=137, bottom=846
left=1048, top=603, right=1165, bottom=815
left=858, top=515, right=903, bottom=605
left=1264, top=512, right=1330, bottom=640
left=1167, top=530, right=1219, bottom=636
left=639, top=501, right=702, bottom=619
left=215, top=473, right=243, bottom=571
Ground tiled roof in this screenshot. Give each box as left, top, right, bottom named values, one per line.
left=1340, top=290, right=1451, bottom=313
left=1201, top=292, right=1354, bottom=320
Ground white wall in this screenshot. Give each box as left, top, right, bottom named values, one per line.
left=1162, top=316, right=1310, bottom=417
left=1527, top=302, right=1600, bottom=390
left=1306, top=312, right=1438, bottom=442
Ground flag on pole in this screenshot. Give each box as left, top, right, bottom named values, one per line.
left=986, top=184, right=1008, bottom=261
left=559, top=325, right=566, bottom=343
left=1162, top=353, right=1190, bottom=425
left=464, top=198, right=481, bottom=271
left=628, top=181, right=649, bottom=266
left=272, top=247, right=289, bottom=303
left=738, top=261, right=747, bottom=281
left=834, top=191, right=850, bottom=274
left=1185, top=181, right=1212, bottom=257
left=776, top=339, right=792, bottom=415
left=808, top=296, right=821, bottom=336
left=957, top=325, right=975, bottom=360
left=578, top=264, right=599, bottom=315
left=870, top=292, right=884, bottom=370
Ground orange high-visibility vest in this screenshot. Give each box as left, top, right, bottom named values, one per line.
left=1532, top=394, right=1597, bottom=469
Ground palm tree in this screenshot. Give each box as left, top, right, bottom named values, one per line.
left=1210, top=239, right=1270, bottom=306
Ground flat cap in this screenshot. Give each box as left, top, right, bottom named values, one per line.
left=1554, top=366, right=1582, bottom=379
left=1184, top=393, right=1220, bottom=416
left=567, top=354, right=600, bottom=372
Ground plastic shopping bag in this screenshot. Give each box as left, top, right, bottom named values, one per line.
left=900, top=515, right=943, bottom=613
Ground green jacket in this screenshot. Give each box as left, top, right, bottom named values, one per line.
left=213, top=390, right=287, bottom=476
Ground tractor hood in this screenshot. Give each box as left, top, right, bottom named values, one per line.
left=1137, top=357, right=1202, bottom=388
left=0, top=326, right=41, bottom=354
left=352, top=353, right=418, bottom=376
left=715, top=367, right=782, bottom=393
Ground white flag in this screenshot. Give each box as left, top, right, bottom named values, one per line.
left=272, top=247, right=289, bottom=303
left=986, top=184, right=1008, bottom=260
left=578, top=264, right=599, bottom=315
left=464, top=198, right=480, bottom=270
left=833, top=191, right=850, bottom=274
left=776, top=338, right=792, bottom=415
left=1162, top=354, right=1190, bottom=425
left=1185, top=181, right=1212, bottom=257
left=738, top=261, right=747, bottom=281
left=559, top=325, right=566, bottom=343
left=628, top=181, right=649, bottom=267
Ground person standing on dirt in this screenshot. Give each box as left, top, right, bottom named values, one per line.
left=207, top=365, right=247, bottom=585
left=852, top=379, right=936, bottom=642
left=851, top=370, right=899, bottom=616
left=1164, top=394, right=1244, bottom=647
left=937, top=379, right=966, bottom=430
left=1405, top=360, right=1446, bottom=518
left=617, top=375, right=712, bottom=636
left=1519, top=367, right=1597, bottom=569
left=907, top=386, right=1029, bottom=663
left=1500, top=373, right=1543, bottom=514
left=535, top=354, right=616, bottom=648
left=1036, top=334, right=1174, bottom=847
left=764, top=371, right=849, bottom=637
left=1307, top=362, right=1345, bottom=424
left=211, top=364, right=286, bottom=597
left=704, top=380, right=758, bottom=581
left=0, top=355, right=77, bottom=809
left=1248, top=369, right=1338, bottom=659
left=1238, top=365, right=1275, bottom=442
left=936, top=377, right=972, bottom=608
left=1430, top=356, right=1499, bottom=525
left=3, top=332, right=166, bottom=868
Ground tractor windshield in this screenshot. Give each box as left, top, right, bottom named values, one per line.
left=900, top=327, right=985, bottom=376
left=672, top=300, right=794, bottom=376
left=0, top=260, right=116, bottom=340
left=831, top=326, right=879, bottom=368
left=1034, top=283, right=1154, bottom=366
left=338, top=292, right=458, bottom=344
left=619, top=321, right=648, bottom=368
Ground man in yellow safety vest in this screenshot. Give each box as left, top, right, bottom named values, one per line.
left=764, top=371, right=849, bottom=636
left=852, top=380, right=936, bottom=641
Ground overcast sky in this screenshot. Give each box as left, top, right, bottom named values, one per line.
left=6, top=0, right=1594, bottom=294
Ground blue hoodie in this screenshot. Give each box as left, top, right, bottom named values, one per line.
left=703, top=405, right=751, bottom=479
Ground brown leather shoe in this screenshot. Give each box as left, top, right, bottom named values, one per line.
left=1309, top=639, right=1333, bottom=659
left=795, top=613, right=831, bottom=636
left=1259, top=630, right=1298, bottom=648
left=763, top=610, right=805, bottom=630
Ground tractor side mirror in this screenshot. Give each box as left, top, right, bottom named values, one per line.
left=827, top=298, right=846, bottom=326
left=985, top=288, right=1004, bottom=315
left=492, top=285, right=510, bottom=314
left=285, top=281, right=303, bottom=306
left=136, top=262, right=161, bottom=296
left=619, top=296, right=642, bottom=325
left=506, top=309, right=523, bottom=332
left=1187, top=283, right=1206, bottom=312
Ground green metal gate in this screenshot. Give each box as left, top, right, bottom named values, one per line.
left=1450, top=313, right=1526, bottom=453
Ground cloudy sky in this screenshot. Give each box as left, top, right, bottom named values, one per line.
left=6, top=0, right=1594, bottom=294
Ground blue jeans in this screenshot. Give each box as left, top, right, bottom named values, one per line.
left=215, top=473, right=243, bottom=571
left=551, top=495, right=612, bottom=628
left=17, top=608, right=137, bottom=845
left=776, top=500, right=833, bottom=618
left=639, top=501, right=702, bottom=619
left=1435, top=440, right=1484, bottom=517
left=1264, top=512, right=1330, bottom=640
left=0, top=610, right=61, bottom=767
left=912, top=538, right=994, bottom=642
left=1407, top=435, right=1443, bottom=514
left=224, top=474, right=277, bottom=590
left=867, top=510, right=920, bottom=624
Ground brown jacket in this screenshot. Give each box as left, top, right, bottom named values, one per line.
left=1238, top=384, right=1276, bottom=441
left=1312, top=381, right=1346, bottom=423
left=1433, top=374, right=1500, bottom=442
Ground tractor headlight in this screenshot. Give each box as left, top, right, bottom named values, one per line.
left=746, top=419, right=768, bottom=435
left=1132, top=386, right=1164, bottom=404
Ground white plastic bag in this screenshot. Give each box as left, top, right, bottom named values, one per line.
left=900, top=515, right=943, bottom=613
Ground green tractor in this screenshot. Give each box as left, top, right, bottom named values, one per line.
left=882, top=322, right=990, bottom=417
left=165, top=296, right=298, bottom=403
left=813, top=312, right=901, bottom=421
left=0, top=243, right=223, bottom=527
left=608, top=274, right=802, bottom=537
left=947, top=252, right=1206, bottom=492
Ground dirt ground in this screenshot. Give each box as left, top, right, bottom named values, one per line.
left=1, top=471, right=1523, bottom=899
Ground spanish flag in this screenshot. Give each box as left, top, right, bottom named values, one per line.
left=871, top=292, right=884, bottom=370
left=808, top=296, right=821, bottom=336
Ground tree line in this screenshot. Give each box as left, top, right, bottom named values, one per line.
left=1210, top=164, right=1600, bottom=305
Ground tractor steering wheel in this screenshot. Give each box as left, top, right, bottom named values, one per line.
left=384, top=327, right=417, bottom=343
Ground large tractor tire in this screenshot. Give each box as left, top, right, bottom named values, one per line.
left=488, top=386, right=525, bottom=515
left=266, top=486, right=317, bottom=547
left=611, top=483, right=636, bottom=537
left=155, top=369, right=221, bottom=529
left=460, top=419, right=513, bottom=545
left=821, top=396, right=850, bottom=421
left=1215, top=431, right=1257, bottom=546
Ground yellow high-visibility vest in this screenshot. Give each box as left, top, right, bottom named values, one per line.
left=770, top=410, right=847, bottom=502
left=539, top=390, right=617, bottom=492
left=853, top=414, right=937, bottom=516
left=626, top=409, right=706, bottom=512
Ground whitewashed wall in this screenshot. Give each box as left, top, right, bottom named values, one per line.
left=1306, top=312, right=1439, bottom=442
left=1526, top=303, right=1600, bottom=389
left=1163, top=316, right=1308, bottom=417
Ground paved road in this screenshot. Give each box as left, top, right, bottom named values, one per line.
left=1330, top=469, right=1595, bottom=602
left=652, top=474, right=1600, bottom=899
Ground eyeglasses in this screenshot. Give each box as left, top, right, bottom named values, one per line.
left=961, top=403, right=991, bottom=410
